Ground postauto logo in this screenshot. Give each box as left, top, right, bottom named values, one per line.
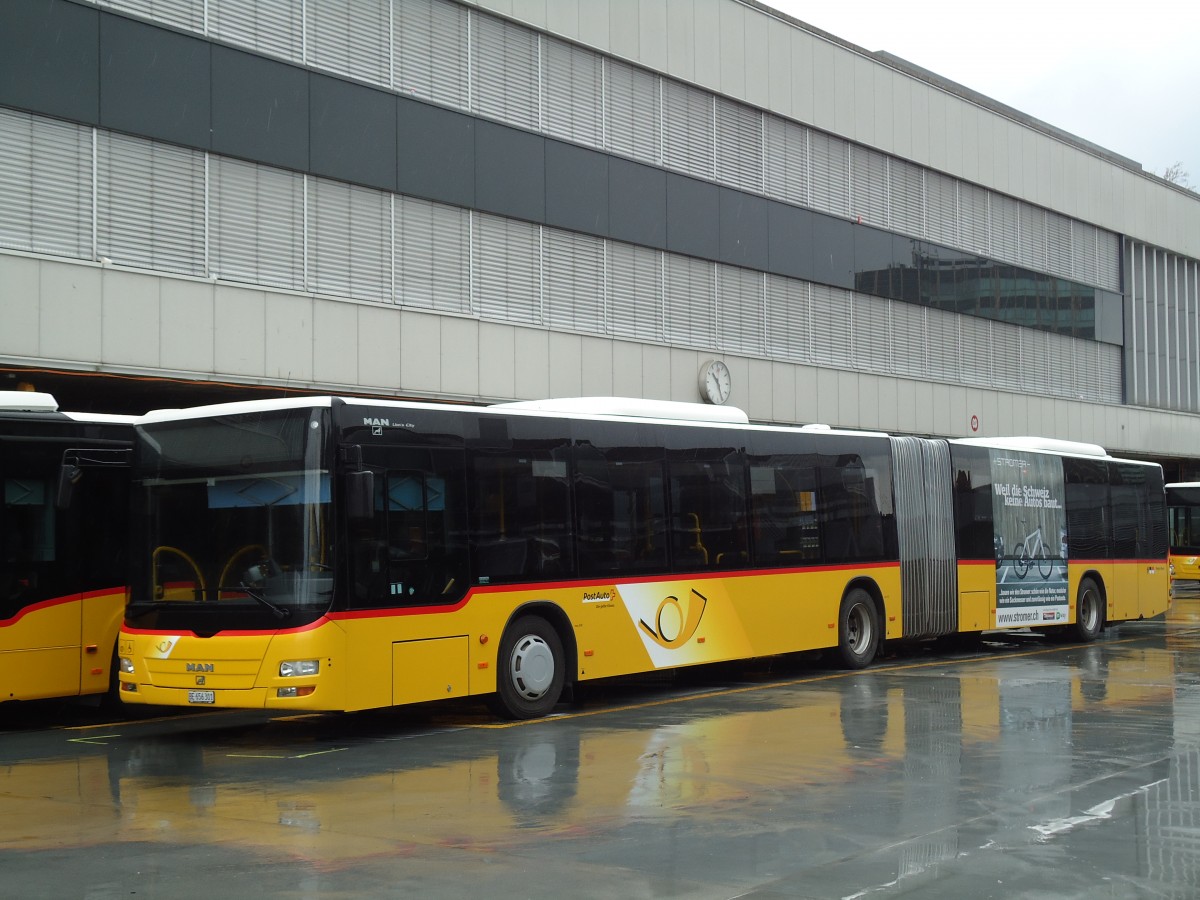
left=638, top=589, right=708, bottom=649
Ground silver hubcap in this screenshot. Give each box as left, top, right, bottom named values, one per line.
left=509, top=634, right=555, bottom=700
left=847, top=603, right=872, bottom=654
left=1081, top=590, right=1099, bottom=631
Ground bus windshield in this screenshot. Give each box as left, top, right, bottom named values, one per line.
left=126, top=406, right=333, bottom=630
left=1167, top=484, right=1200, bottom=555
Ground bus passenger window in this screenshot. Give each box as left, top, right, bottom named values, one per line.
left=575, top=450, right=667, bottom=576
left=470, top=451, right=572, bottom=584
left=748, top=460, right=820, bottom=566
left=666, top=453, right=747, bottom=572
left=819, top=461, right=885, bottom=563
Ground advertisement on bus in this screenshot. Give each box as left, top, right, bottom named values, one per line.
left=991, top=450, right=1069, bottom=627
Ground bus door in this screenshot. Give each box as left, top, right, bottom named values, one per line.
left=1109, top=463, right=1168, bottom=621
left=347, top=446, right=469, bottom=609
left=2, top=439, right=82, bottom=700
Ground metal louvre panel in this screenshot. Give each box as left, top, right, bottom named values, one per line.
left=664, top=255, right=716, bottom=346
left=472, top=213, right=541, bottom=325
left=0, top=109, right=35, bottom=252
left=1018, top=204, right=1048, bottom=271
left=395, top=0, right=469, bottom=108
left=307, top=0, right=390, bottom=86
left=97, top=132, right=204, bottom=276
left=765, top=274, right=810, bottom=362
left=990, top=193, right=1020, bottom=265
left=1071, top=219, right=1099, bottom=287
left=925, top=306, right=959, bottom=380
left=608, top=241, right=662, bottom=341
left=924, top=171, right=958, bottom=246
left=1046, top=330, right=1076, bottom=396
left=0, top=110, right=91, bottom=258
left=308, top=178, right=390, bottom=301
left=395, top=195, right=470, bottom=313
left=543, top=228, right=605, bottom=333
left=716, top=265, right=765, bottom=355
left=98, top=0, right=204, bottom=30
left=1046, top=210, right=1073, bottom=281
left=542, top=37, right=603, bottom=149
left=959, top=183, right=989, bottom=256
left=1074, top=337, right=1101, bottom=402
left=809, top=131, right=848, bottom=217
left=890, top=436, right=957, bottom=639
left=1098, top=231, right=1121, bottom=292
left=889, top=300, right=927, bottom=379
left=208, top=0, right=304, bottom=63
left=715, top=98, right=763, bottom=193
left=662, top=80, right=715, bottom=179
left=605, top=58, right=660, bottom=165
left=990, top=320, right=1023, bottom=392
left=210, top=156, right=304, bottom=290
left=852, top=293, right=892, bottom=373
left=1020, top=328, right=1052, bottom=396
left=848, top=145, right=887, bottom=228
left=471, top=13, right=539, bottom=131
left=888, top=157, right=924, bottom=239
left=957, top=316, right=993, bottom=387
left=1097, top=342, right=1122, bottom=403
left=808, top=283, right=852, bottom=366
left=1190, top=261, right=1200, bottom=408
left=763, top=116, right=809, bottom=207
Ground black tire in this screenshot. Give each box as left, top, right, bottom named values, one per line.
left=836, top=589, right=880, bottom=669
left=489, top=615, right=565, bottom=720
left=1069, top=576, right=1104, bottom=642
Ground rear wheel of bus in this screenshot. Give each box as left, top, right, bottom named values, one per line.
left=1069, top=576, right=1104, bottom=642
left=489, top=615, right=565, bottom=720
left=836, top=588, right=880, bottom=669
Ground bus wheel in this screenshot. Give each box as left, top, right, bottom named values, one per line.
left=836, top=589, right=880, bottom=669
left=490, top=616, right=565, bottom=720
left=1069, top=577, right=1104, bottom=643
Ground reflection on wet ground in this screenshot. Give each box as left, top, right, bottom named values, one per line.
left=3, top=601, right=1200, bottom=899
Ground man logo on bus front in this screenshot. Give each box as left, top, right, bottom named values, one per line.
left=638, top=588, right=708, bottom=649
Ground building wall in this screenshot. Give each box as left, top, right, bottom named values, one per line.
left=3, top=250, right=1197, bottom=458
left=480, top=0, right=1200, bottom=261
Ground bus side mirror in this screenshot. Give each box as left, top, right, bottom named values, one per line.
left=346, top=470, right=375, bottom=522
left=56, top=462, right=82, bottom=510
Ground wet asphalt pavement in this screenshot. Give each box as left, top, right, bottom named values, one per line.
left=2, top=600, right=1199, bottom=899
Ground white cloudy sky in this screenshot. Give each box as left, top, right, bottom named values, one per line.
left=762, top=0, right=1200, bottom=187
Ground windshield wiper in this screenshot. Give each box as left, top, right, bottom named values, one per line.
left=220, top=584, right=291, bottom=620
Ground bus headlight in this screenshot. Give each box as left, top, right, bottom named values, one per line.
left=279, top=660, right=319, bottom=677
left=119, top=657, right=135, bottom=674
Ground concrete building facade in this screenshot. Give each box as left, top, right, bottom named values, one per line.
left=1, top=0, right=1198, bottom=467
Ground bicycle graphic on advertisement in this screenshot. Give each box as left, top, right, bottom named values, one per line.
left=1012, top=525, right=1054, bottom=580
left=996, top=522, right=1062, bottom=582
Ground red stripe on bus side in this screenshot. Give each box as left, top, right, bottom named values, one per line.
left=123, top=562, right=903, bottom=634
left=0, top=587, right=126, bottom=628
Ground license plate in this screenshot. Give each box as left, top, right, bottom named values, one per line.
left=188, top=690, right=215, bottom=704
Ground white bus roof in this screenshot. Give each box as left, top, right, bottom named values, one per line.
left=492, top=396, right=750, bottom=424
left=138, top=394, right=890, bottom=438
left=953, top=435, right=1110, bottom=459
left=0, top=390, right=59, bottom=412
left=0, top=391, right=136, bottom=424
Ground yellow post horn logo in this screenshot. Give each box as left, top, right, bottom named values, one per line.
left=638, top=589, right=708, bottom=649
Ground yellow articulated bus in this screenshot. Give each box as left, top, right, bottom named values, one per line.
left=117, top=396, right=1169, bottom=719
left=1, top=392, right=134, bottom=704
left=1166, top=483, right=1200, bottom=596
